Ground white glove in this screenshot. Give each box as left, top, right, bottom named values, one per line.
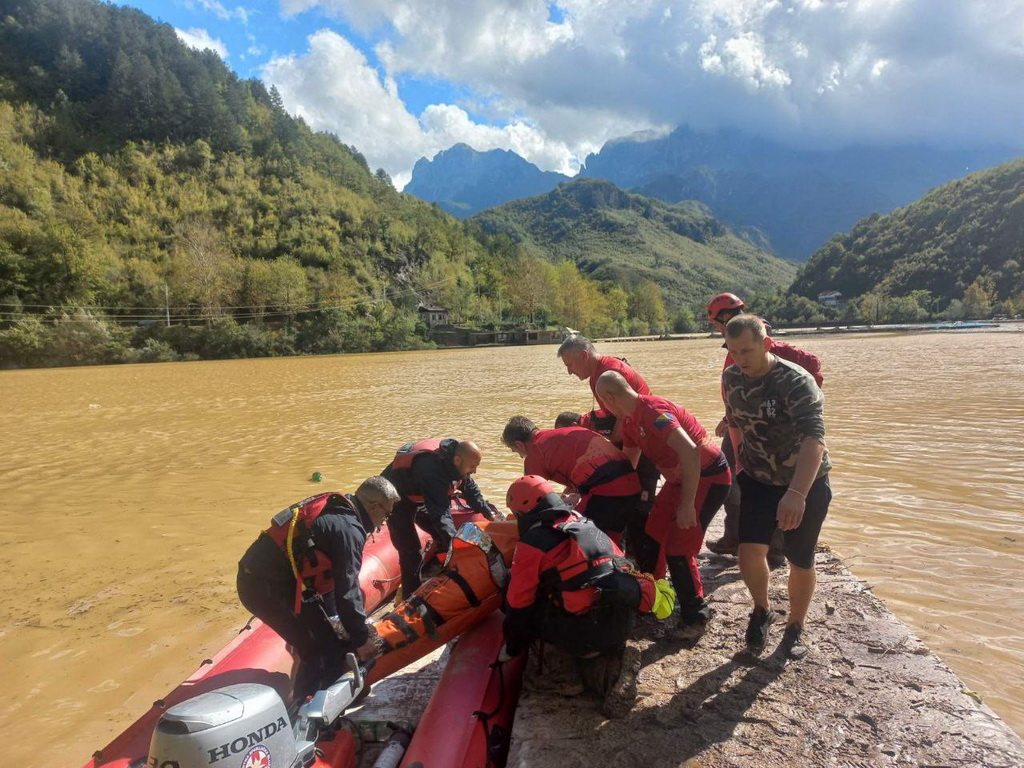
left=497, top=644, right=513, bottom=663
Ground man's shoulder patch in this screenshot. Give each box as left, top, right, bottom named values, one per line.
left=653, top=411, right=676, bottom=430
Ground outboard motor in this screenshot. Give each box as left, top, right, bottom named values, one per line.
left=147, top=683, right=293, bottom=767
left=147, top=655, right=364, bottom=768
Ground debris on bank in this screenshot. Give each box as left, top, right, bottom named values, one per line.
left=508, top=545, right=1024, bottom=768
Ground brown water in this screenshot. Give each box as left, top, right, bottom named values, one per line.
left=1, top=332, right=1022, bottom=766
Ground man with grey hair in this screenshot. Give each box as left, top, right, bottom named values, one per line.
left=722, top=314, right=832, bottom=660
left=237, top=476, right=400, bottom=697
left=557, top=334, right=661, bottom=571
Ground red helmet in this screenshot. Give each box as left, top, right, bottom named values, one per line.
left=506, top=475, right=555, bottom=515
left=706, top=292, right=745, bottom=321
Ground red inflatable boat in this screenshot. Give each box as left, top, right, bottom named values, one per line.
left=82, top=499, right=517, bottom=768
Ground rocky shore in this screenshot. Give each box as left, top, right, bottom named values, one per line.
left=507, top=544, right=1024, bottom=767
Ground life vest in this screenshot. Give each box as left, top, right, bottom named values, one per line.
left=263, top=492, right=353, bottom=612
left=539, top=516, right=619, bottom=596
left=371, top=521, right=520, bottom=670
left=390, top=439, right=460, bottom=504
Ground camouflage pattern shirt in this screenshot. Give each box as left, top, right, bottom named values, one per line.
left=723, top=355, right=832, bottom=486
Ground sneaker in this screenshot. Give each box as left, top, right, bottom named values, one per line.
left=671, top=612, right=710, bottom=642
left=744, top=607, right=776, bottom=654
left=671, top=601, right=712, bottom=641
left=602, top=643, right=641, bottom=719
left=706, top=536, right=738, bottom=556
left=781, top=623, right=808, bottom=660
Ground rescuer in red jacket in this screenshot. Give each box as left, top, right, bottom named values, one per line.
left=705, top=293, right=824, bottom=564
left=500, top=415, right=642, bottom=543
left=499, top=475, right=671, bottom=718
left=237, top=476, right=399, bottom=698
left=596, top=371, right=731, bottom=641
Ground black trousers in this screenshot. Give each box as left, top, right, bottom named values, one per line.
left=535, top=600, right=635, bottom=657
left=387, top=500, right=455, bottom=595
left=624, top=454, right=661, bottom=572
left=236, top=567, right=348, bottom=696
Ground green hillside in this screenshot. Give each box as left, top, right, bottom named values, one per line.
left=473, top=178, right=797, bottom=309
left=793, top=158, right=1024, bottom=318
left=0, top=0, right=704, bottom=367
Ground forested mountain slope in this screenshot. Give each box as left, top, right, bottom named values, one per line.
left=474, top=178, right=797, bottom=309
left=792, top=158, right=1024, bottom=316
left=0, top=0, right=710, bottom=366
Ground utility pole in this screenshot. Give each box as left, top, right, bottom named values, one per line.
left=164, top=284, right=170, bottom=327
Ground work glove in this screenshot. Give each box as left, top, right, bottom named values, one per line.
left=496, top=644, right=513, bottom=663
left=651, top=578, right=677, bottom=620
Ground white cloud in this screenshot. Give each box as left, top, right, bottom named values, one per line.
left=174, top=27, right=229, bottom=59
left=261, top=29, right=605, bottom=188
left=186, top=0, right=249, bottom=25
left=281, top=0, right=1024, bottom=153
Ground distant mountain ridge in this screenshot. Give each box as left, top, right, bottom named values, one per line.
left=581, top=126, right=1017, bottom=261
left=473, top=177, right=797, bottom=308
left=407, top=127, right=1016, bottom=260
left=404, top=144, right=570, bottom=217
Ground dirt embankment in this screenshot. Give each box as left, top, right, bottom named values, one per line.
left=508, top=547, right=1024, bottom=768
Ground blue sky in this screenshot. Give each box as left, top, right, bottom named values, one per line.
left=113, top=1, right=1024, bottom=189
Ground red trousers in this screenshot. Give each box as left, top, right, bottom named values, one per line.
left=645, top=474, right=731, bottom=593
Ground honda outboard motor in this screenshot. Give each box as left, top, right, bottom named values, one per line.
left=147, top=683, right=294, bottom=768
left=147, top=655, right=364, bottom=768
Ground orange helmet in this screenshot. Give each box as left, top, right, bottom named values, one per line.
left=506, top=475, right=555, bottom=516
left=706, top=292, right=745, bottom=322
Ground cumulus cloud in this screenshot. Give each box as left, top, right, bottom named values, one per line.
left=261, top=29, right=592, bottom=188
left=282, top=0, right=1024, bottom=155
left=175, top=27, right=228, bottom=59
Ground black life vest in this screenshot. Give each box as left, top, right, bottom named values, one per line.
left=539, top=515, right=618, bottom=595
left=263, top=492, right=355, bottom=612
left=389, top=439, right=460, bottom=503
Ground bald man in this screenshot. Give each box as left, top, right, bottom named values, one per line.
left=381, top=438, right=495, bottom=594
left=596, top=371, right=731, bottom=640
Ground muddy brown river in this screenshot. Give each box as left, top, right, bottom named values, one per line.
left=1, top=331, right=1022, bottom=766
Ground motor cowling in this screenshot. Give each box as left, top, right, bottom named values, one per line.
left=147, top=683, right=295, bottom=768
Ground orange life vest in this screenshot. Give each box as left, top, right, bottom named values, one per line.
left=263, top=492, right=355, bottom=612
left=390, top=439, right=460, bottom=503
left=368, top=520, right=520, bottom=682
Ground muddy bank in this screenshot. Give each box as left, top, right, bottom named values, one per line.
left=508, top=546, right=1024, bottom=768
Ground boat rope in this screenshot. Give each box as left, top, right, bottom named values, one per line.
left=472, top=657, right=509, bottom=763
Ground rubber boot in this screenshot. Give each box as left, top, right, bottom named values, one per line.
left=667, top=556, right=710, bottom=641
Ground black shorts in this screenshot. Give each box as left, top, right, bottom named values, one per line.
left=736, top=473, right=831, bottom=569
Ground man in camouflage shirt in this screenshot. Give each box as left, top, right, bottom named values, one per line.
left=723, top=315, right=832, bottom=659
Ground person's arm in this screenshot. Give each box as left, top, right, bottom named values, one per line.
left=776, top=438, right=826, bottom=531
left=723, top=373, right=743, bottom=474
left=666, top=427, right=701, bottom=528
left=317, top=519, right=370, bottom=650
left=776, top=372, right=827, bottom=531
left=502, top=543, right=544, bottom=657
left=458, top=475, right=494, bottom=519
left=728, top=426, right=743, bottom=474
left=413, top=456, right=459, bottom=545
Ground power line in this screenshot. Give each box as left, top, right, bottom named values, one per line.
left=0, top=274, right=461, bottom=324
